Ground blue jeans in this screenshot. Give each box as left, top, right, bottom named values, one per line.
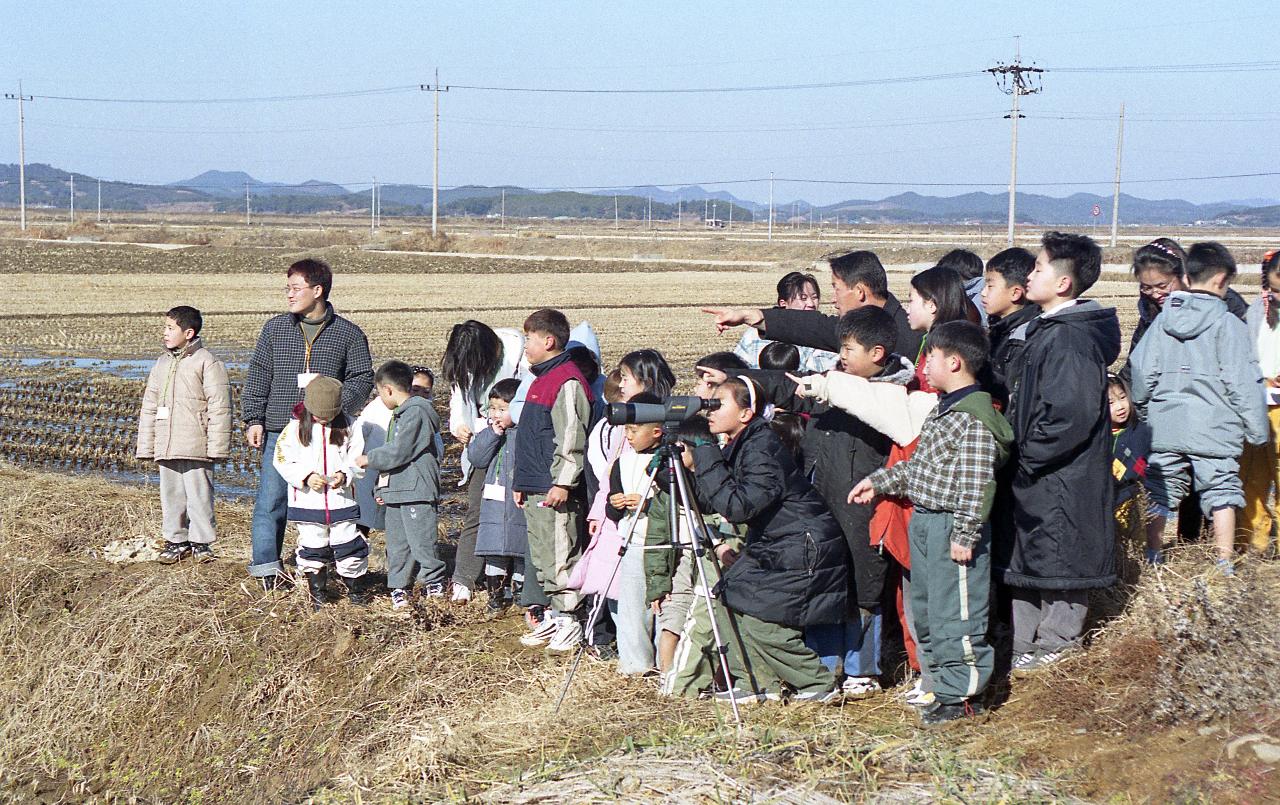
left=805, top=607, right=882, bottom=677
left=248, top=430, right=289, bottom=578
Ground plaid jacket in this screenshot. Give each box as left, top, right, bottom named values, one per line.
left=241, top=305, right=374, bottom=432
left=865, top=390, right=1007, bottom=549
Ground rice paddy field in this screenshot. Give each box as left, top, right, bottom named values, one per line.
left=2, top=221, right=1280, bottom=802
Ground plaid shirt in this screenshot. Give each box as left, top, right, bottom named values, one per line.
left=865, top=394, right=999, bottom=549
left=241, top=305, right=374, bottom=432
left=733, top=327, right=839, bottom=373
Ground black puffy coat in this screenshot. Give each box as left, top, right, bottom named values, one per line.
left=987, top=303, right=1041, bottom=408
left=997, top=301, right=1123, bottom=590
left=745, top=367, right=900, bottom=610
left=692, top=418, right=848, bottom=627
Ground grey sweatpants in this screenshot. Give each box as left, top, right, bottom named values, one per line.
left=909, top=510, right=994, bottom=705
left=158, top=459, right=216, bottom=545
left=385, top=502, right=447, bottom=591
left=1010, top=587, right=1089, bottom=655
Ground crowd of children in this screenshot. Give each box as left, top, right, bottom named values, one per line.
left=135, top=235, right=1278, bottom=725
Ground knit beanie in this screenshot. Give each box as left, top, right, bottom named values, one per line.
left=303, top=376, right=344, bottom=422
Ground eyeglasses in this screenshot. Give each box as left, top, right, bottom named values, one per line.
left=1138, top=279, right=1176, bottom=297
left=284, top=284, right=317, bottom=296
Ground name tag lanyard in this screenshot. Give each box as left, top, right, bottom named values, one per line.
left=157, top=355, right=180, bottom=418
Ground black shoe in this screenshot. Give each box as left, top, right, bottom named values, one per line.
left=306, top=569, right=329, bottom=610
left=485, top=575, right=511, bottom=614
left=157, top=541, right=191, bottom=564
left=346, top=574, right=373, bottom=606
left=190, top=544, right=216, bottom=563
left=921, top=698, right=986, bottom=726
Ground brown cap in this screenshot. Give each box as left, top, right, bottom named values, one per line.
left=303, top=376, right=343, bottom=422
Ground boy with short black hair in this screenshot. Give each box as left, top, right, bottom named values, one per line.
left=981, top=247, right=1040, bottom=406
left=512, top=308, right=595, bottom=652
left=852, top=320, right=1013, bottom=724
left=355, top=360, right=445, bottom=609
left=692, top=351, right=748, bottom=399
left=137, top=305, right=232, bottom=564
left=998, top=232, right=1121, bottom=673
left=1131, top=241, right=1268, bottom=574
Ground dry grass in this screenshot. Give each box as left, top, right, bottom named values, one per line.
left=2, top=463, right=1279, bottom=802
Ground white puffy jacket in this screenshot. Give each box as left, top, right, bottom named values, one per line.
left=272, top=416, right=366, bottom=524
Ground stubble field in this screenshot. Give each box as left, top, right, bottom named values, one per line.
left=2, top=222, right=1279, bottom=802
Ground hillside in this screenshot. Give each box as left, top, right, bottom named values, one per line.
left=1, top=163, right=1274, bottom=225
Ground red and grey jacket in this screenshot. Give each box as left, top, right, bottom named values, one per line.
left=512, top=352, right=594, bottom=494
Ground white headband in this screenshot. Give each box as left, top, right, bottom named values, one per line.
left=736, top=375, right=758, bottom=413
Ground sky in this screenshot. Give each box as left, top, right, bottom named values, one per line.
left=4, top=1, right=1280, bottom=206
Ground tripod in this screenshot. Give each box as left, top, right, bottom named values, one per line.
left=554, top=432, right=744, bottom=723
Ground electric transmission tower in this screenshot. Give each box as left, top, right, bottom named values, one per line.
left=987, top=41, right=1043, bottom=246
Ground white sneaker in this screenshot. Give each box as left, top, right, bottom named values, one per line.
left=546, top=616, right=584, bottom=653
left=451, top=583, right=472, bottom=603
left=792, top=687, right=844, bottom=705
left=519, top=616, right=559, bottom=647
left=390, top=588, right=410, bottom=610
left=905, top=682, right=935, bottom=708
left=841, top=676, right=882, bottom=698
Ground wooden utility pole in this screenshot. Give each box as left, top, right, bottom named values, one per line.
left=768, top=173, right=774, bottom=241
left=4, top=82, right=32, bottom=230
left=1110, top=103, right=1125, bottom=248
left=420, top=71, right=449, bottom=236
left=987, top=39, right=1043, bottom=246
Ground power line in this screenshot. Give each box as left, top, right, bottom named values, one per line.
left=30, top=85, right=422, bottom=104
left=1047, top=60, right=1280, bottom=74
left=447, top=71, right=981, bottom=94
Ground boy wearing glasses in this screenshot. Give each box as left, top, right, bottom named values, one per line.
left=242, top=258, right=374, bottom=589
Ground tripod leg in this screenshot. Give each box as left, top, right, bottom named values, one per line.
left=672, top=458, right=742, bottom=724
left=553, top=460, right=664, bottom=715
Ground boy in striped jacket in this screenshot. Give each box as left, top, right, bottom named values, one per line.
left=851, top=321, right=1013, bottom=725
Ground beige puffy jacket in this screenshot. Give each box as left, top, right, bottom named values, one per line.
left=136, top=338, right=233, bottom=461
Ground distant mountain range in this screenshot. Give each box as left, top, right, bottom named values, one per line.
left=168, top=170, right=350, bottom=198
left=1, top=163, right=1276, bottom=226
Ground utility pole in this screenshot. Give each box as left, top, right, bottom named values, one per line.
left=420, top=70, right=449, bottom=236
left=69, top=174, right=74, bottom=224
left=677, top=197, right=682, bottom=228
left=768, top=172, right=774, bottom=241
left=728, top=202, right=732, bottom=229
left=501, top=188, right=506, bottom=228
left=97, top=178, right=102, bottom=223
left=614, top=195, right=618, bottom=229
left=4, top=82, right=32, bottom=231
left=987, top=38, right=1043, bottom=246
left=647, top=196, right=653, bottom=230
left=245, top=181, right=250, bottom=226
left=1110, top=103, right=1125, bottom=248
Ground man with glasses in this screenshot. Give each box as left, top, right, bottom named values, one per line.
left=242, top=258, right=374, bottom=590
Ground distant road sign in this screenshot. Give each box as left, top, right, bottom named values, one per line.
left=1091, top=204, right=1101, bottom=217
